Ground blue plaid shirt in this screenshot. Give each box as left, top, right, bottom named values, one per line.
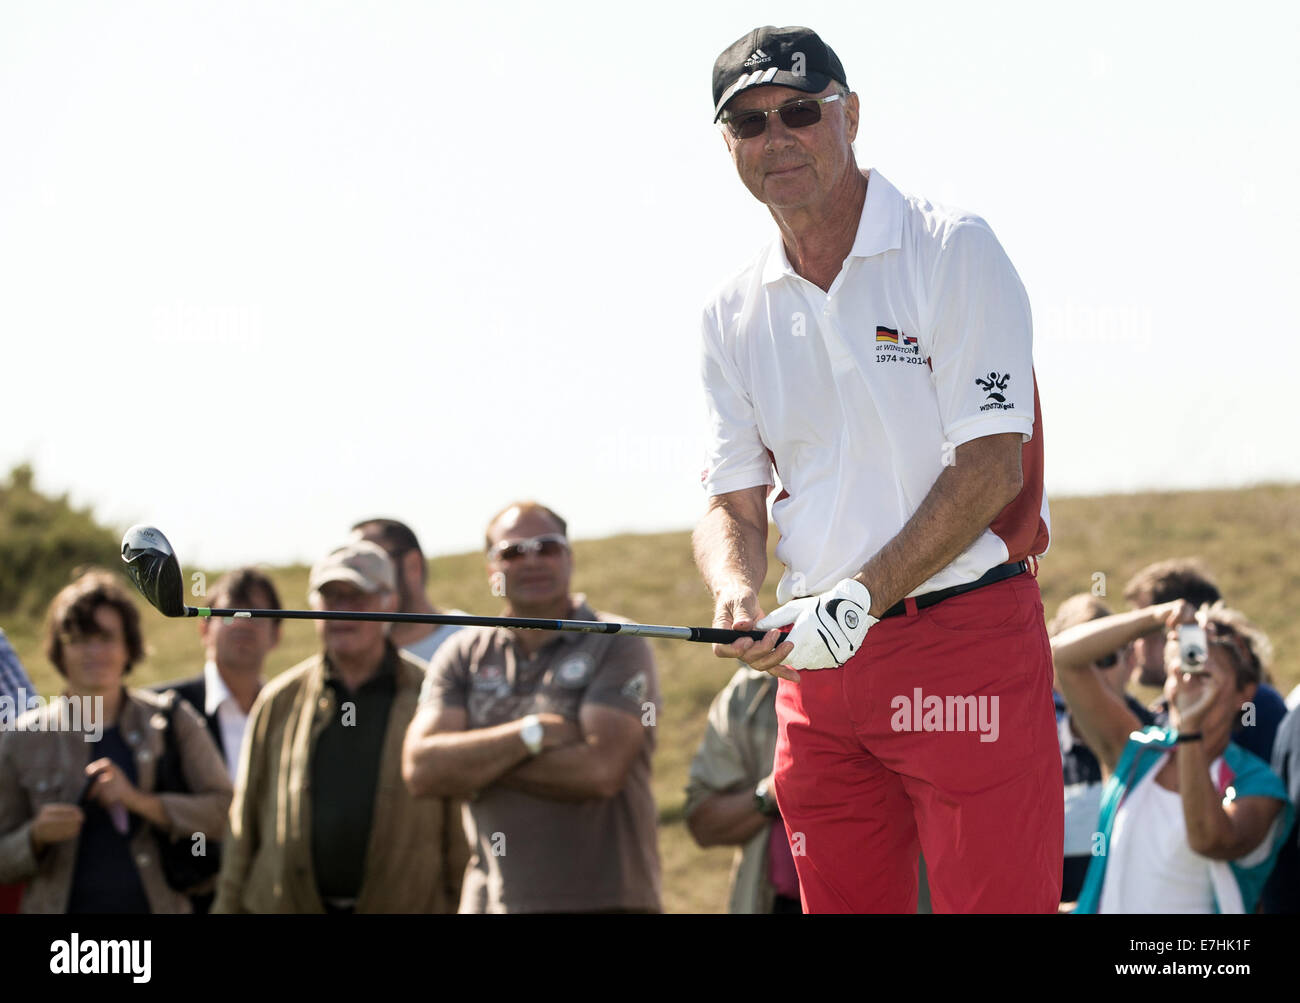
left=0, top=628, right=33, bottom=703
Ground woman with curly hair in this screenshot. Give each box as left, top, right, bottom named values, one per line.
left=0, top=570, right=231, bottom=912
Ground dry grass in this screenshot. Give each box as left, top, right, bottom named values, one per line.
left=7, top=483, right=1298, bottom=913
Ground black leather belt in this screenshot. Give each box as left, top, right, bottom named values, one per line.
left=878, top=560, right=1030, bottom=620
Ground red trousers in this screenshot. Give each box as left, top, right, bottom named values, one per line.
left=772, top=572, right=1063, bottom=913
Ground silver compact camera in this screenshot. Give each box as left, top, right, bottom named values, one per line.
left=1177, top=624, right=1209, bottom=674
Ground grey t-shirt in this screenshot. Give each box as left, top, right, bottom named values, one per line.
left=400, top=618, right=466, bottom=667
left=422, top=597, right=661, bottom=913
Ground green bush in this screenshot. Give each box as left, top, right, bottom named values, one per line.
left=0, top=463, right=121, bottom=617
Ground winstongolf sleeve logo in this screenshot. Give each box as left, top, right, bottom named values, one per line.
left=49, top=935, right=151, bottom=983
left=974, top=371, right=1014, bottom=409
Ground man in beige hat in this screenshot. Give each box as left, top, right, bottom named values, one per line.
left=213, top=540, right=468, bottom=913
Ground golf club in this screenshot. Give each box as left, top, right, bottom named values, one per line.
left=121, top=525, right=782, bottom=645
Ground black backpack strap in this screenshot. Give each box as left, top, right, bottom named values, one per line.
left=154, top=689, right=187, bottom=795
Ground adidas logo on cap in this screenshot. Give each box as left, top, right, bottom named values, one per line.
left=713, top=27, right=848, bottom=122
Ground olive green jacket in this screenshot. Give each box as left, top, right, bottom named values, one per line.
left=213, top=646, right=468, bottom=913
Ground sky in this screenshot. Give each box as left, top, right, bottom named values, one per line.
left=2, top=1, right=1297, bottom=572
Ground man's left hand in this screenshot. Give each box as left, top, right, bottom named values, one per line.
left=756, top=578, right=877, bottom=670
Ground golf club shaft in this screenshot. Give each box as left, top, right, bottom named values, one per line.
left=189, top=605, right=777, bottom=645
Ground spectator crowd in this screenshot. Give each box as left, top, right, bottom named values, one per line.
left=1, top=519, right=1297, bottom=914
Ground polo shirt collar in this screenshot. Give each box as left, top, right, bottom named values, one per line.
left=761, top=168, right=905, bottom=286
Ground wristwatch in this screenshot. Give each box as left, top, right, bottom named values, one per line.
left=519, top=714, right=544, bottom=756
left=753, top=778, right=780, bottom=818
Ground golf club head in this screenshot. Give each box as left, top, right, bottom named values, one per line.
left=121, top=525, right=188, bottom=617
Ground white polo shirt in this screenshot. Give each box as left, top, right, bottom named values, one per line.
left=701, top=170, right=1050, bottom=605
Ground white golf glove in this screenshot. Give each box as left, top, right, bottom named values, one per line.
left=756, top=578, right=877, bottom=671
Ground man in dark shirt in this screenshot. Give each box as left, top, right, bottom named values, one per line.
left=214, top=541, right=467, bottom=913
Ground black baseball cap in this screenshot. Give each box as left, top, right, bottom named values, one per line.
left=712, top=26, right=848, bottom=122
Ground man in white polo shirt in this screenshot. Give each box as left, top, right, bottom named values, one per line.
left=694, top=25, right=1062, bottom=913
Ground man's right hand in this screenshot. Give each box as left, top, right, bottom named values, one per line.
left=534, top=713, right=581, bottom=750
left=30, top=803, right=84, bottom=852
left=711, top=590, right=798, bottom=682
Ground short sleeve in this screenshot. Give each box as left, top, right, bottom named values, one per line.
left=700, top=306, right=774, bottom=497
left=684, top=672, right=753, bottom=818
left=581, top=636, right=659, bottom=721
left=922, top=220, right=1036, bottom=448
left=420, top=636, right=470, bottom=710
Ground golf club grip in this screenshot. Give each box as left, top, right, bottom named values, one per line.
left=689, top=626, right=789, bottom=644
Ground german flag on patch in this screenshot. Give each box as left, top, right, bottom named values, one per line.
left=875, top=326, right=899, bottom=343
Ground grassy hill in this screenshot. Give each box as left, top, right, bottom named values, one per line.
left=7, top=483, right=1299, bottom=912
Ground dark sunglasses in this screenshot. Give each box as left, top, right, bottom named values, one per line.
left=1096, top=652, right=1119, bottom=669
left=721, top=93, right=843, bottom=141
left=489, top=534, right=568, bottom=562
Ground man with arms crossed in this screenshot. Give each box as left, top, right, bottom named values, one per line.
left=695, top=25, right=1060, bottom=912
left=403, top=501, right=661, bottom=913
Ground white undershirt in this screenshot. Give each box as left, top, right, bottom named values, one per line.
left=1099, top=757, right=1215, bottom=913
left=203, top=660, right=253, bottom=779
